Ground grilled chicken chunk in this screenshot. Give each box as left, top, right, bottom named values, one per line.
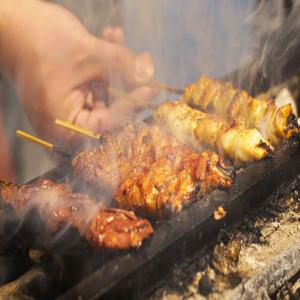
left=72, top=125, right=234, bottom=217
left=155, top=101, right=272, bottom=166
left=0, top=179, right=153, bottom=249
left=182, top=76, right=299, bottom=145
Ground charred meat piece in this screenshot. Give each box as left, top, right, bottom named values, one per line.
left=73, top=125, right=234, bottom=217
left=182, top=76, right=299, bottom=145
left=116, top=151, right=233, bottom=217
left=155, top=101, right=272, bottom=167
left=70, top=132, right=129, bottom=192
left=0, top=179, right=153, bottom=249
left=1, top=179, right=71, bottom=218
left=87, top=208, right=153, bottom=249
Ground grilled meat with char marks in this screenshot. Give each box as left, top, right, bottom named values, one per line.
left=0, top=179, right=153, bottom=249
left=182, top=76, right=299, bottom=145
left=87, top=208, right=153, bottom=249
left=72, top=125, right=234, bottom=217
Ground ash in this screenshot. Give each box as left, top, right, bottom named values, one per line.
left=147, top=176, right=300, bottom=300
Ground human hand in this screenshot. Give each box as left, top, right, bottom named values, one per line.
left=0, top=109, right=15, bottom=181
left=0, top=0, right=157, bottom=149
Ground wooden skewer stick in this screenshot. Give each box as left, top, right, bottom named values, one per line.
left=55, top=85, right=160, bottom=142
left=55, top=119, right=100, bottom=140
left=16, top=130, right=69, bottom=158
left=108, top=87, right=146, bottom=105
left=16, top=130, right=54, bottom=151
left=151, top=80, right=184, bottom=95
left=108, top=86, right=157, bottom=110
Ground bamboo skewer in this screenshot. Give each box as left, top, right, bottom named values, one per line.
left=109, top=82, right=184, bottom=102
left=16, top=130, right=54, bottom=151
left=109, top=83, right=183, bottom=107
left=107, top=86, right=155, bottom=108
left=54, top=85, right=163, bottom=142
left=55, top=119, right=100, bottom=140
left=16, top=130, right=69, bottom=158
left=108, top=87, right=142, bottom=104
left=151, top=80, right=184, bottom=95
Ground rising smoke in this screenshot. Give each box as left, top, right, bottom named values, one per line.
left=3, top=0, right=299, bottom=181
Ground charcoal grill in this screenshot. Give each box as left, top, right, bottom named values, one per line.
left=5, top=139, right=297, bottom=299
left=50, top=140, right=300, bottom=299
left=2, top=73, right=300, bottom=299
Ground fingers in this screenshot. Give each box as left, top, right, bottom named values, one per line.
left=51, top=80, right=157, bottom=150
left=74, top=97, right=140, bottom=134
left=126, top=85, right=158, bottom=106
left=0, top=113, right=15, bottom=181
left=102, top=26, right=125, bottom=45
left=69, top=86, right=156, bottom=138
left=86, top=37, right=155, bottom=88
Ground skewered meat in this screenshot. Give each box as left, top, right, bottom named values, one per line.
left=154, top=101, right=272, bottom=166
left=182, top=76, right=299, bottom=145
left=87, top=208, right=153, bottom=249
left=0, top=179, right=153, bottom=249
left=72, top=125, right=234, bottom=217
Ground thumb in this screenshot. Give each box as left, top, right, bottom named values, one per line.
left=88, top=38, right=155, bottom=87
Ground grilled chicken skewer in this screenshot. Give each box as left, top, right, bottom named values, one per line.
left=0, top=179, right=153, bottom=249
left=155, top=101, right=272, bottom=167
left=72, top=125, right=234, bottom=218
left=182, top=76, right=299, bottom=145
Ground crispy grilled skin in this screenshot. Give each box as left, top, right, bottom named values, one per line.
left=155, top=101, right=272, bottom=166
left=182, top=76, right=299, bottom=145
left=0, top=179, right=153, bottom=249
left=87, top=208, right=153, bottom=249
left=73, top=125, right=234, bottom=217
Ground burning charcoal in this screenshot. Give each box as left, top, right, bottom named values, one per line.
left=212, top=239, right=241, bottom=275
left=213, top=206, right=227, bottom=220
left=198, top=268, right=215, bottom=296
left=198, top=268, right=242, bottom=296
left=0, top=267, right=50, bottom=299
left=0, top=251, right=31, bottom=287
left=275, top=282, right=297, bottom=300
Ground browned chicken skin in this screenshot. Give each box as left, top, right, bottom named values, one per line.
left=182, top=76, right=299, bottom=145
left=155, top=101, right=273, bottom=167
left=0, top=179, right=153, bottom=249
left=73, top=125, right=234, bottom=217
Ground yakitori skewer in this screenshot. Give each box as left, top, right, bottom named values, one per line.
left=108, top=87, right=144, bottom=105
left=54, top=119, right=108, bottom=146
left=55, top=86, right=159, bottom=142
left=55, top=119, right=101, bottom=141
left=108, top=86, right=155, bottom=108
left=151, top=80, right=184, bottom=95
left=155, top=101, right=273, bottom=167
left=16, top=130, right=69, bottom=158
left=1, top=178, right=153, bottom=249
left=181, top=76, right=299, bottom=145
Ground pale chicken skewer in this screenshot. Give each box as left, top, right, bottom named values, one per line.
left=181, top=76, right=299, bottom=145
left=154, top=101, right=273, bottom=167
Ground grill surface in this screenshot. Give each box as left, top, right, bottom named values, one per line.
left=2, top=71, right=300, bottom=299
left=21, top=140, right=298, bottom=299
